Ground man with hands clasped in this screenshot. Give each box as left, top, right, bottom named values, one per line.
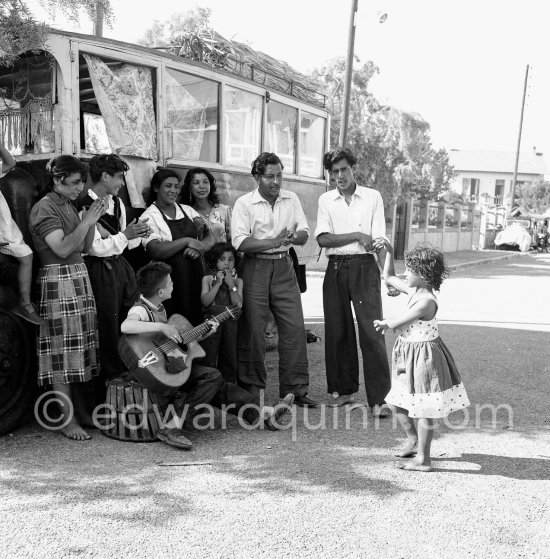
left=315, top=147, right=391, bottom=416
left=231, top=152, right=318, bottom=407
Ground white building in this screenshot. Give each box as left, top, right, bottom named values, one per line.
left=447, top=149, right=547, bottom=208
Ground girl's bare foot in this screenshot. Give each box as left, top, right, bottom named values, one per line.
left=61, top=420, right=91, bottom=441
left=395, top=441, right=418, bottom=458
left=397, top=459, right=433, bottom=472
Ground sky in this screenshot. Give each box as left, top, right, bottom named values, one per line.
left=25, top=0, right=550, bottom=160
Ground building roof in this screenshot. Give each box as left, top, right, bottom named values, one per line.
left=448, top=149, right=547, bottom=175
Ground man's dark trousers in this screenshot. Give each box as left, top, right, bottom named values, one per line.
left=323, top=254, right=390, bottom=406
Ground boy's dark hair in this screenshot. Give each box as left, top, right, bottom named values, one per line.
left=405, top=244, right=450, bottom=291
left=181, top=167, right=219, bottom=206
left=251, top=152, right=284, bottom=178
left=89, top=154, right=129, bottom=183
left=136, top=261, right=172, bottom=297
left=206, top=242, right=240, bottom=272
left=323, top=147, right=357, bottom=171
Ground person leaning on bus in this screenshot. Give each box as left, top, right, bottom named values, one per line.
left=140, top=169, right=215, bottom=326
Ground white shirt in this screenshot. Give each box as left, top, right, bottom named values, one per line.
left=126, top=295, right=166, bottom=322
left=140, top=203, right=200, bottom=248
left=81, top=190, right=140, bottom=257
left=314, top=185, right=386, bottom=256
left=231, top=188, right=309, bottom=252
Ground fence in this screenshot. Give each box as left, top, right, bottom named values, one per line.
left=390, top=198, right=482, bottom=257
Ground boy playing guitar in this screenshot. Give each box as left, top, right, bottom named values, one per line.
left=120, top=261, right=294, bottom=450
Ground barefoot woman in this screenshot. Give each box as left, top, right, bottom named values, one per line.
left=29, top=156, right=106, bottom=440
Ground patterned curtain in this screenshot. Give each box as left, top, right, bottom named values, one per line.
left=83, top=55, right=157, bottom=160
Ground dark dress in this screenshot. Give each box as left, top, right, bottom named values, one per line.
left=200, top=279, right=239, bottom=383
left=155, top=203, right=203, bottom=326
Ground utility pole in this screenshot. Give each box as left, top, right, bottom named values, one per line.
left=93, top=1, right=104, bottom=37
left=510, top=64, right=529, bottom=215
left=338, top=0, right=359, bottom=147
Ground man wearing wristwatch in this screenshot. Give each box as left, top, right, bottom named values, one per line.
left=231, top=152, right=318, bottom=407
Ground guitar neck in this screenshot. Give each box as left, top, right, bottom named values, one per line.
left=181, top=308, right=236, bottom=345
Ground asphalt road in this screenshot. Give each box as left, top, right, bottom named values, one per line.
left=1, top=253, right=549, bottom=558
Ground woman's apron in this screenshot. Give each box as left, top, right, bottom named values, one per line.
left=157, top=203, right=204, bottom=326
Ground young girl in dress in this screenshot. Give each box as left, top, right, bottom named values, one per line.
left=200, top=242, right=243, bottom=383
left=373, top=242, right=470, bottom=472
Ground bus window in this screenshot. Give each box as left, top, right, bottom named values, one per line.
left=266, top=101, right=297, bottom=174
left=165, top=69, right=219, bottom=163
left=0, top=52, right=55, bottom=156
left=300, top=112, right=325, bottom=178
left=80, top=54, right=158, bottom=160
left=223, top=86, right=262, bottom=168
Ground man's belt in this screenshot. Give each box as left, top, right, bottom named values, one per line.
left=328, top=253, right=373, bottom=262
left=250, top=252, right=288, bottom=260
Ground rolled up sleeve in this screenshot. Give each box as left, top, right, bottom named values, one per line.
left=314, top=195, right=332, bottom=238
left=231, top=198, right=250, bottom=251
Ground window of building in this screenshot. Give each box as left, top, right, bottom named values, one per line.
left=495, top=180, right=505, bottom=204
left=165, top=68, right=218, bottom=162
left=461, top=178, right=480, bottom=202
left=223, top=86, right=262, bottom=168
left=299, top=112, right=325, bottom=178
left=266, top=101, right=297, bottom=174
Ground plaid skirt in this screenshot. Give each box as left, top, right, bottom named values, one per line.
left=36, top=263, right=100, bottom=386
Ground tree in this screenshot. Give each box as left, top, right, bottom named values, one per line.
left=1, top=0, right=113, bottom=65
left=516, top=180, right=550, bottom=214
left=0, top=0, right=47, bottom=66
left=37, top=0, right=113, bottom=27
left=137, top=7, right=212, bottom=48
left=310, top=56, right=454, bottom=208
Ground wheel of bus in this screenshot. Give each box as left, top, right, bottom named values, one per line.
left=0, top=310, right=36, bottom=435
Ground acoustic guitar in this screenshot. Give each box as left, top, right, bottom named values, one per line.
left=118, top=306, right=239, bottom=397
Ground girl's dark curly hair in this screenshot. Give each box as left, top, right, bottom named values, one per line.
left=181, top=167, right=219, bottom=206
left=405, top=244, right=450, bottom=291
left=206, top=242, right=240, bottom=272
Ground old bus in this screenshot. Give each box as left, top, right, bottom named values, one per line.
left=0, top=29, right=330, bottom=433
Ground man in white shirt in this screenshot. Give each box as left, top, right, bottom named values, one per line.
left=315, top=147, right=390, bottom=415
left=231, top=152, right=318, bottom=407
left=77, top=154, right=150, bottom=385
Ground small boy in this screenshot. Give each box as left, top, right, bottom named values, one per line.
left=121, top=261, right=294, bottom=450
left=0, top=143, right=42, bottom=325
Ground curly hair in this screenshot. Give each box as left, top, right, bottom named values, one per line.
left=89, top=154, right=129, bottom=183
left=206, top=242, right=240, bottom=272
left=147, top=168, right=181, bottom=205
left=136, top=261, right=172, bottom=298
left=37, top=155, right=89, bottom=199
left=405, top=244, right=450, bottom=291
left=180, top=167, right=219, bottom=206
left=251, top=152, right=284, bottom=178
left=323, top=146, right=357, bottom=171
